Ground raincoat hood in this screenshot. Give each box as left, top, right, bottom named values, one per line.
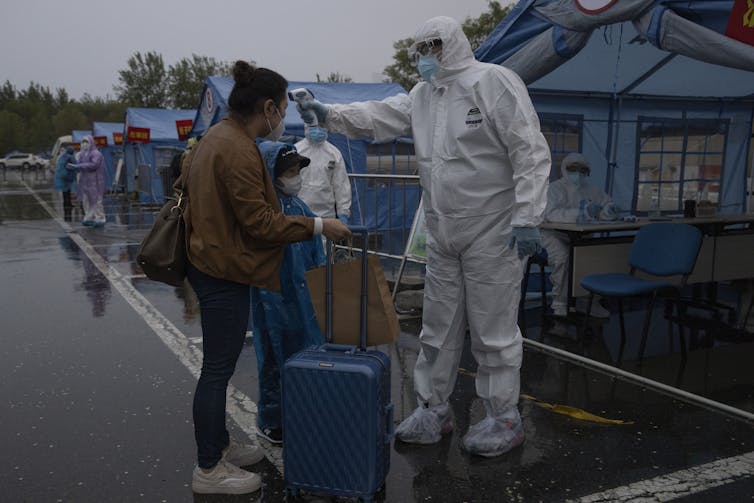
left=257, top=140, right=308, bottom=180
left=412, top=16, right=476, bottom=83
left=81, top=134, right=97, bottom=151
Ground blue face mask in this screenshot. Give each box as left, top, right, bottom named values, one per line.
left=568, top=172, right=584, bottom=186
left=418, top=55, right=440, bottom=83
left=307, top=127, right=327, bottom=144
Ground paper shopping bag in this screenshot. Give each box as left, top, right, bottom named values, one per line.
left=305, top=254, right=400, bottom=347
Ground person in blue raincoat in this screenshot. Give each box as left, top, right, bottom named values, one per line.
left=54, top=146, right=78, bottom=221
left=252, top=140, right=326, bottom=444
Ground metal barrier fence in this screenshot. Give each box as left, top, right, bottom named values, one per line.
left=346, top=172, right=425, bottom=291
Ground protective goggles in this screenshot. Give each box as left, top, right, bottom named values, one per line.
left=566, top=163, right=590, bottom=175
left=408, top=38, right=443, bottom=66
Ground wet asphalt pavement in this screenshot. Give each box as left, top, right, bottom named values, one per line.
left=1, top=171, right=753, bottom=502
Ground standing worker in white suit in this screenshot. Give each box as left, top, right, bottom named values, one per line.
left=298, top=16, right=550, bottom=457
left=295, top=125, right=352, bottom=223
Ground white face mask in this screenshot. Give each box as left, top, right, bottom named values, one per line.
left=80, top=141, right=91, bottom=152
left=276, top=174, right=302, bottom=196
left=265, top=107, right=285, bottom=142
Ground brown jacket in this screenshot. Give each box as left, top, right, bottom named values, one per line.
left=177, top=118, right=314, bottom=290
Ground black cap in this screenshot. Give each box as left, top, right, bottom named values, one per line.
left=275, top=146, right=310, bottom=178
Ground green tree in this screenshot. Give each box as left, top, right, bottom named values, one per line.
left=0, top=110, right=26, bottom=155
left=383, top=1, right=511, bottom=90
left=316, top=72, right=353, bottom=83
left=114, top=51, right=168, bottom=107
left=167, top=54, right=231, bottom=109
left=51, top=105, right=89, bottom=139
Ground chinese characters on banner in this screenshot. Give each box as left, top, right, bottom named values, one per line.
left=112, top=132, right=124, bottom=145
left=176, top=119, right=193, bottom=141
left=725, top=0, right=754, bottom=46
left=94, top=136, right=108, bottom=148
left=127, top=126, right=151, bottom=143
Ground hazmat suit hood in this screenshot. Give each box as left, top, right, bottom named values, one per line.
left=412, top=16, right=476, bottom=83
left=560, top=152, right=590, bottom=179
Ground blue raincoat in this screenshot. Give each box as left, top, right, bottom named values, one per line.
left=53, top=148, right=78, bottom=192
left=252, top=141, right=326, bottom=432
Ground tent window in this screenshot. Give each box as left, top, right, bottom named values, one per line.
left=538, top=114, right=583, bottom=180
left=366, top=140, right=417, bottom=177
left=154, top=147, right=185, bottom=199
left=635, top=118, right=728, bottom=214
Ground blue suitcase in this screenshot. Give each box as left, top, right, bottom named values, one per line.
left=282, top=228, right=393, bottom=502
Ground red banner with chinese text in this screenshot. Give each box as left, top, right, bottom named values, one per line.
left=112, top=132, right=124, bottom=145
left=94, top=136, right=108, bottom=148
left=725, top=0, right=754, bottom=46
left=127, top=126, right=151, bottom=143
left=176, top=119, right=193, bottom=141
left=72, top=143, right=81, bottom=151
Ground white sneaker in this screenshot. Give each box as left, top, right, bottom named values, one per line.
left=222, top=439, right=265, bottom=466
left=191, top=459, right=262, bottom=495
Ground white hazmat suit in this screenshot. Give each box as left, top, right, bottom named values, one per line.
left=305, top=17, right=551, bottom=457
left=542, top=153, right=617, bottom=317
left=295, top=128, right=352, bottom=220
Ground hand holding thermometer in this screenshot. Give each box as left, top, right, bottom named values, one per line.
left=288, top=88, right=318, bottom=127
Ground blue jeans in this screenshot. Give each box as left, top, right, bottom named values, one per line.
left=188, top=263, right=249, bottom=469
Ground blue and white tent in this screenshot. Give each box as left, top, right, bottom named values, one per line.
left=476, top=0, right=754, bottom=214
left=92, top=122, right=124, bottom=191
left=123, top=108, right=195, bottom=204
left=191, top=78, right=416, bottom=241
left=71, top=130, right=92, bottom=145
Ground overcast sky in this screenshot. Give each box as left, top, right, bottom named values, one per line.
left=0, top=0, right=512, bottom=101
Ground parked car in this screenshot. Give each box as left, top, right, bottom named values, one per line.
left=0, top=152, right=46, bottom=170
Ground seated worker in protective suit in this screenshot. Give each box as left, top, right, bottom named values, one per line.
left=542, top=152, right=618, bottom=325
left=295, top=125, right=351, bottom=224
left=68, top=135, right=106, bottom=227
left=251, top=141, right=325, bottom=444
left=54, top=145, right=78, bottom=222
left=297, top=16, right=551, bottom=457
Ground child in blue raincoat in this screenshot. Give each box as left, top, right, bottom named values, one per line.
left=252, top=141, right=325, bottom=444
left=54, top=146, right=78, bottom=221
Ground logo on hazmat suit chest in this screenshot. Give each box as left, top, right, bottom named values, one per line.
left=465, top=107, right=483, bottom=129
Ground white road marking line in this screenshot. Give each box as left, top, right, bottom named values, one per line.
left=27, top=185, right=283, bottom=472
left=571, top=451, right=754, bottom=502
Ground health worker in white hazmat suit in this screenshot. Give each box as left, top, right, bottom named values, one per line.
left=295, top=125, right=352, bottom=223
left=298, top=16, right=550, bottom=457
left=542, top=152, right=618, bottom=321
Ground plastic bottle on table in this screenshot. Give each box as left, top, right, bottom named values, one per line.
left=576, top=199, right=588, bottom=224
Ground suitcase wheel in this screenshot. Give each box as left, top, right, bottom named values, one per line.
left=284, top=486, right=299, bottom=500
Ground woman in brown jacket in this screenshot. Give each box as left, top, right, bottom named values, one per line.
left=184, top=61, right=350, bottom=495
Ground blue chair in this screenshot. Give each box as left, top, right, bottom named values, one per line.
left=580, top=223, right=703, bottom=364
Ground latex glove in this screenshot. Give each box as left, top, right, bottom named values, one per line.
left=337, top=214, right=349, bottom=224
left=297, top=99, right=330, bottom=125
left=604, top=203, right=619, bottom=220
left=587, top=202, right=602, bottom=219
left=66, top=163, right=80, bottom=171
left=508, top=226, right=541, bottom=259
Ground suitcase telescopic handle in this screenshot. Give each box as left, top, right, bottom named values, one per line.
left=325, top=226, right=369, bottom=350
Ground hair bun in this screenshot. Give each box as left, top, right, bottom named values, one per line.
left=232, top=60, right=257, bottom=86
